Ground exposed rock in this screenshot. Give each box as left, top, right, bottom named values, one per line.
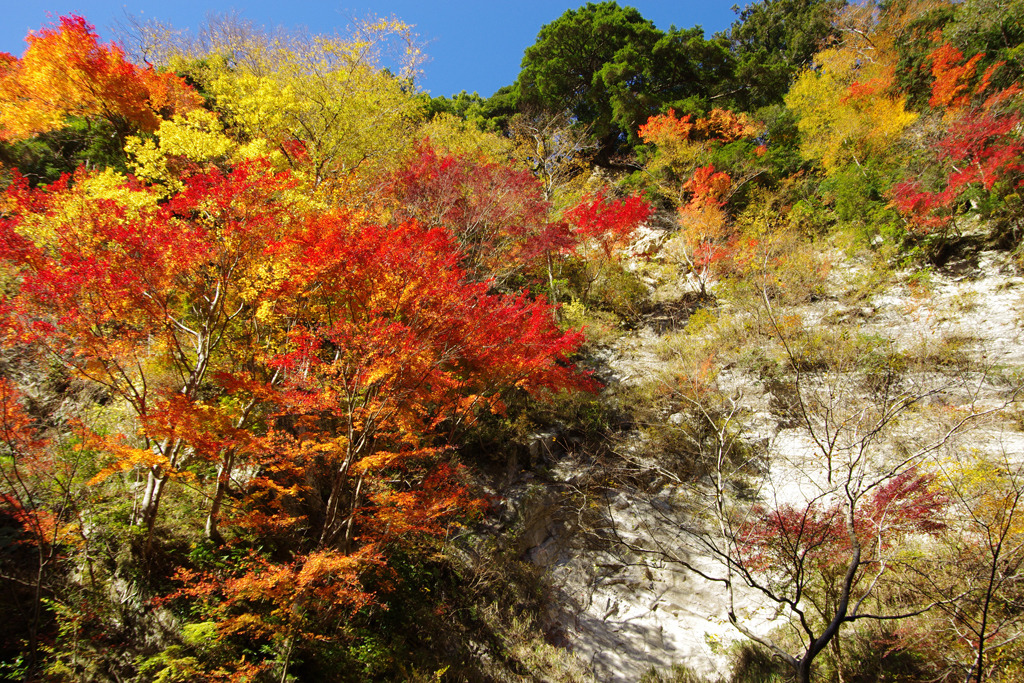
left=522, top=246, right=1024, bottom=682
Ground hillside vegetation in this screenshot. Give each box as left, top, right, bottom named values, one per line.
left=2, top=2, right=1024, bottom=682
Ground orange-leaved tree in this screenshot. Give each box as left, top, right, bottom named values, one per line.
left=638, top=107, right=758, bottom=206
left=639, top=107, right=762, bottom=297
left=151, top=184, right=592, bottom=680
left=0, top=161, right=306, bottom=549
left=0, top=15, right=202, bottom=143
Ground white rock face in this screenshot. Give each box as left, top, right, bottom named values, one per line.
left=519, top=247, right=1024, bottom=682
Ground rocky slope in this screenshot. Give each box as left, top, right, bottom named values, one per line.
left=504, top=241, right=1024, bottom=682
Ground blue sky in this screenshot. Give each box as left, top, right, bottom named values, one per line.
left=1, top=1, right=743, bottom=98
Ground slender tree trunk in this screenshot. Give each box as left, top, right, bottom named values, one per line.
left=546, top=253, right=558, bottom=307
left=205, top=449, right=234, bottom=544
left=136, top=438, right=185, bottom=551
left=830, top=636, right=847, bottom=683
left=341, top=474, right=364, bottom=552
left=26, top=547, right=45, bottom=675
left=973, top=553, right=1000, bottom=683
left=139, top=471, right=169, bottom=551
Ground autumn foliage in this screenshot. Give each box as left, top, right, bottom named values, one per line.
left=563, top=190, right=652, bottom=259
left=738, top=468, right=948, bottom=579
left=388, top=141, right=570, bottom=284
left=891, top=41, right=1024, bottom=241
left=638, top=107, right=757, bottom=146
left=0, top=13, right=602, bottom=669
left=0, top=15, right=201, bottom=141
left=928, top=40, right=984, bottom=110
left=6, top=3, right=1024, bottom=680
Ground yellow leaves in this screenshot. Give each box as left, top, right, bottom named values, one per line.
left=936, top=452, right=1024, bottom=535
left=209, top=67, right=301, bottom=140
left=126, top=110, right=238, bottom=194
left=158, top=17, right=425, bottom=206
left=82, top=169, right=158, bottom=213
left=786, top=47, right=918, bottom=172
left=157, top=110, right=235, bottom=161
left=10, top=168, right=156, bottom=248
left=237, top=258, right=294, bottom=311
left=421, top=112, right=514, bottom=161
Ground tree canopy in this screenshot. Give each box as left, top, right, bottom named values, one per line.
left=516, top=1, right=733, bottom=162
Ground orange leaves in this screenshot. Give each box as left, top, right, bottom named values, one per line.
left=638, top=109, right=697, bottom=145
left=693, top=108, right=759, bottom=143
left=639, top=108, right=756, bottom=146
left=639, top=106, right=760, bottom=208
left=171, top=546, right=381, bottom=648
left=928, top=42, right=984, bottom=109
left=842, top=72, right=894, bottom=104
left=925, top=39, right=1013, bottom=113
left=0, top=15, right=201, bottom=141
left=0, top=379, right=49, bottom=470
left=683, top=165, right=732, bottom=210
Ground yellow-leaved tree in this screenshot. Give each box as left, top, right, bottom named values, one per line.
left=138, top=14, right=426, bottom=206
left=785, top=6, right=918, bottom=173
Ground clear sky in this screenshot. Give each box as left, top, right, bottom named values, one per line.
left=1, top=1, right=743, bottom=99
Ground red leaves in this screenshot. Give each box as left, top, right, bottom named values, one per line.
left=738, top=468, right=947, bottom=578
left=891, top=109, right=1024, bottom=233
left=934, top=112, right=1024, bottom=189
left=861, top=468, right=948, bottom=536
left=892, top=40, right=1024, bottom=236
left=389, top=141, right=568, bottom=284
left=739, top=502, right=842, bottom=574
left=1, top=154, right=591, bottom=538
left=564, top=191, right=652, bottom=259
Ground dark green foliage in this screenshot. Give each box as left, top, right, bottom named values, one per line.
left=822, top=160, right=904, bottom=230
left=424, top=89, right=519, bottom=133
left=944, top=0, right=1024, bottom=91
left=517, top=2, right=659, bottom=159
left=517, top=2, right=735, bottom=162
left=756, top=104, right=806, bottom=176
left=726, top=0, right=847, bottom=110
left=601, top=27, right=734, bottom=143
left=480, top=85, right=522, bottom=133
left=0, top=118, right=128, bottom=185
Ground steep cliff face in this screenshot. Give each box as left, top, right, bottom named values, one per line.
left=507, top=242, right=1024, bottom=682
